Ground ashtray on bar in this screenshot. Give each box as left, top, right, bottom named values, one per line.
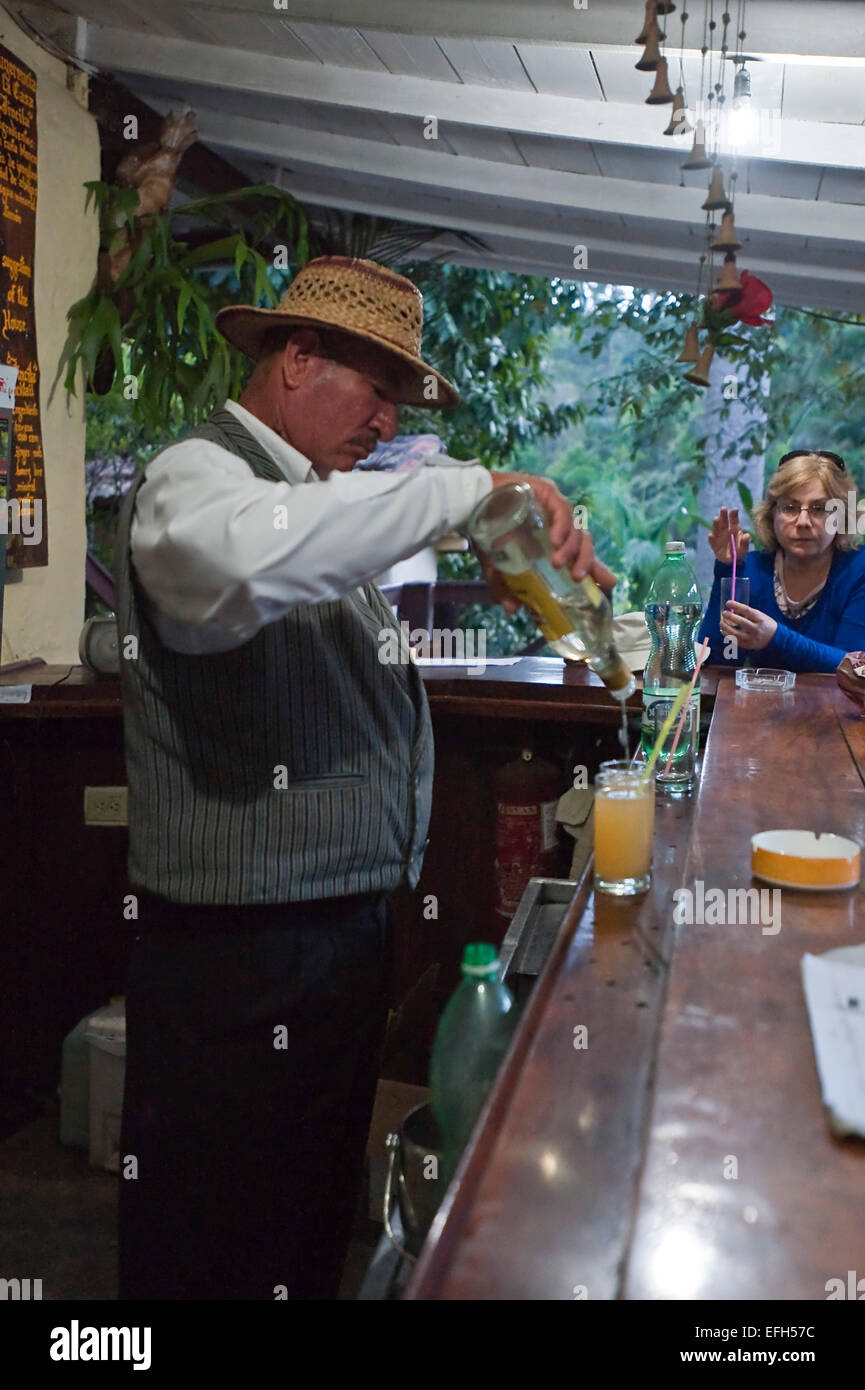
left=752, top=830, right=861, bottom=892
left=735, top=667, right=796, bottom=692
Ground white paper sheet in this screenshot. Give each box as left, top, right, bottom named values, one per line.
left=0, top=685, right=32, bottom=703
left=410, top=656, right=525, bottom=666
left=801, top=945, right=865, bottom=1138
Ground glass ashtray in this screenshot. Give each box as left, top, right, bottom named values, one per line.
left=735, top=667, right=796, bottom=692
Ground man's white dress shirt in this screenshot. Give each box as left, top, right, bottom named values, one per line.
left=130, top=399, right=493, bottom=655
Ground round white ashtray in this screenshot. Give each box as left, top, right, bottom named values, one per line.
left=751, top=829, right=861, bottom=892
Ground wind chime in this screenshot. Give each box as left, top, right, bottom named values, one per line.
left=634, top=0, right=770, bottom=386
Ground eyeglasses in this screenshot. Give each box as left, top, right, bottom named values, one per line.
left=775, top=501, right=830, bottom=520
left=777, top=449, right=846, bottom=472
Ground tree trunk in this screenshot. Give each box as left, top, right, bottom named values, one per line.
left=695, top=357, right=768, bottom=595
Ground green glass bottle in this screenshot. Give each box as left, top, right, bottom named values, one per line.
left=429, top=943, right=516, bottom=1189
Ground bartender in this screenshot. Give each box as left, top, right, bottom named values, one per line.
left=115, top=255, right=615, bottom=1299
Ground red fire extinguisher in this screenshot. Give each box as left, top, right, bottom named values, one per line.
left=493, top=749, right=563, bottom=929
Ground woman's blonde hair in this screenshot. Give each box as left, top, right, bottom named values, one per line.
left=751, top=453, right=859, bottom=552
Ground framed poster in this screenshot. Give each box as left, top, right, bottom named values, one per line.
left=0, top=43, right=47, bottom=566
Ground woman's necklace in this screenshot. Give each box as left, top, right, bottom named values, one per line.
left=776, top=552, right=831, bottom=616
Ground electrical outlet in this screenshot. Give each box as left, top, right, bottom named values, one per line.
left=84, top=787, right=128, bottom=826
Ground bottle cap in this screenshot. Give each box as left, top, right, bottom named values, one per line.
left=461, top=943, right=499, bottom=977
left=665, top=541, right=686, bottom=554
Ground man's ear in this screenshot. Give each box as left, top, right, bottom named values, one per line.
left=280, top=329, right=322, bottom=390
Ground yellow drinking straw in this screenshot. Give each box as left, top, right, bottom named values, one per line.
left=642, top=639, right=710, bottom=784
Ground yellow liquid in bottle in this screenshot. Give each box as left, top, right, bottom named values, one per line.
left=498, top=568, right=588, bottom=660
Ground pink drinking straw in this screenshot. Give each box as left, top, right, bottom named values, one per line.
left=663, top=638, right=711, bottom=777
left=730, top=515, right=738, bottom=603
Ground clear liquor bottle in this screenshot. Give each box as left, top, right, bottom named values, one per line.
left=468, top=482, right=635, bottom=700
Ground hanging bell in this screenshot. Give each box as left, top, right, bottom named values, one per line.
left=683, top=341, right=715, bottom=388
left=635, top=1, right=664, bottom=45
left=715, top=255, right=742, bottom=292
left=645, top=57, right=675, bottom=104
left=711, top=210, right=742, bottom=251
left=702, top=165, right=732, bottom=211
left=635, top=22, right=664, bottom=71
left=675, top=323, right=701, bottom=364
left=663, top=86, right=692, bottom=136
left=681, top=121, right=712, bottom=170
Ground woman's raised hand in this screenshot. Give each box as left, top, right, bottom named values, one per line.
left=708, top=506, right=751, bottom=565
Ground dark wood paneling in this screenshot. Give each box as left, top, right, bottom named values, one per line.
left=0, top=666, right=645, bottom=1101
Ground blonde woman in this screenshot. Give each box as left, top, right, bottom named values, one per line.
left=698, top=450, right=865, bottom=671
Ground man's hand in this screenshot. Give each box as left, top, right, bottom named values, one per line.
left=486, top=472, right=616, bottom=614
left=719, top=599, right=777, bottom=652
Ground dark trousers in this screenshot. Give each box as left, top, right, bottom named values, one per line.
left=118, top=889, right=392, bottom=1300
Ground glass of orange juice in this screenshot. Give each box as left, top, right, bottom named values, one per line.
left=594, top=761, right=654, bottom=895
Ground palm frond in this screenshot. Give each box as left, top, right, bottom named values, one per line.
left=305, top=208, right=489, bottom=267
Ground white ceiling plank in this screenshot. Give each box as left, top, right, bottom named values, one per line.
left=511, top=133, right=599, bottom=176
left=515, top=44, right=600, bottom=100
left=128, top=73, right=401, bottom=145
left=818, top=169, right=865, bottom=206
left=435, top=37, right=533, bottom=89
left=186, top=105, right=865, bottom=248
left=358, top=29, right=461, bottom=81
left=80, top=26, right=865, bottom=174
left=14, top=0, right=156, bottom=35
left=284, top=21, right=387, bottom=70
left=781, top=65, right=865, bottom=124
left=443, top=126, right=526, bottom=165
left=184, top=9, right=322, bottom=61
left=143, top=0, right=865, bottom=65
left=592, top=144, right=682, bottom=182
left=380, top=113, right=457, bottom=155
left=741, top=161, right=824, bottom=200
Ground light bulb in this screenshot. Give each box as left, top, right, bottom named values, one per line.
left=724, top=65, right=759, bottom=150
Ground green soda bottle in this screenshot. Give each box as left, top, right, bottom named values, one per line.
left=429, top=943, right=516, bottom=1189
left=641, top=542, right=703, bottom=789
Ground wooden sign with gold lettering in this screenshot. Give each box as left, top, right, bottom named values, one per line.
left=0, top=43, right=47, bottom=566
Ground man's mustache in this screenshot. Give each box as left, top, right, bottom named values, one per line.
left=349, top=435, right=378, bottom=455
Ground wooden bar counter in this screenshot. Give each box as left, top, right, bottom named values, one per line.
left=0, top=659, right=712, bottom=1105
left=407, top=672, right=865, bottom=1301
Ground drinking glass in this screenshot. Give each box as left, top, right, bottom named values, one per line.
left=652, top=700, right=698, bottom=792
left=593, top=761, right=654, bottom=896
left=720, top=576, right=750, bottom=610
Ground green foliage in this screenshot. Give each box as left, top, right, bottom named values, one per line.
left=508, top=283, right=865, bottom=610
left=77, top=194, right=865, bottom=643
left=66, top=181, right=307, bottom=431
left=397, top=264, right=588, bottom=466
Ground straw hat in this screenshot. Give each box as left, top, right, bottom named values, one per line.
left=215, top=255, right=459, bottom=410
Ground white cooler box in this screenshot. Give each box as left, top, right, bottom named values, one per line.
left=60, top=1000, right=126, bottom=1173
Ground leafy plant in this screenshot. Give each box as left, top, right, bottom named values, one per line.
left=66, top=181, right=309, bottom=431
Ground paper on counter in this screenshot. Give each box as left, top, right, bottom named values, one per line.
left=410, top=656, right=524, bottom=666
left=801, top=945, right=865, bottom=1138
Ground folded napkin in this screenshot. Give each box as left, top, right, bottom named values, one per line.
left=801, top=944, right=865, bottom=1138
left=556, top=787, right=595, bottom=882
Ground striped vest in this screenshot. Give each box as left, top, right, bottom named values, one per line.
left=114, top=408, right=434, bottom=904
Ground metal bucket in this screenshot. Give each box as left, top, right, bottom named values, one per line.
left=383, top=1103, right=443, bottom=1260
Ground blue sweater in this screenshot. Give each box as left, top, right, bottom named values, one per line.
left=698, top=548, right=865, bottom=672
